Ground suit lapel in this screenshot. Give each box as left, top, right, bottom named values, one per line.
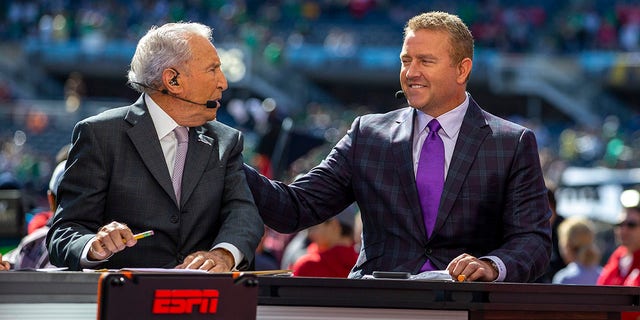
left=390, top=108, right=428, bottom=237
left=125, top=96, right=176, bottom=203
left=180, top=126, right=216, bottom=207
left=433, top=97, right=490, bottom=235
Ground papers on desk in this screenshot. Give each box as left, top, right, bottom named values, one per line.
left=82, top=268, right=293, bottom=276
left=410, top=270, right=455, bottom=281
left=363, top=270, right=454, bottom=282
left=10, top=267, right=70, bottom=272
left=36, top=267, right=69, bottom=272
left=84, top=268, right=209, bottom=273
left=231, top=269, right=293, bottom=276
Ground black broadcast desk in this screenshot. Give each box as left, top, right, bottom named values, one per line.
left=0, top=271, right=639, bottom=320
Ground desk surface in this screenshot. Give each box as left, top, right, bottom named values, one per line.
left=1, top=271, right=639, bottom=314
left=257, top=276, right=640, bottom=313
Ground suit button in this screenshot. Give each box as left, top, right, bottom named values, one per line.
left=170, top=215, right=179, bottom=223
left=177, top=254, right=184, bottom=263
left=425, top=248, right=432, bottom=255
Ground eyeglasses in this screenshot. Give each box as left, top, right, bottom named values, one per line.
left=615, top=221, right=640, bottom=229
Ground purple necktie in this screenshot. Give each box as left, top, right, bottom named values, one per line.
left=416, top=119, right=444, bottom=271
left=172, top=126, right=189, bottom=204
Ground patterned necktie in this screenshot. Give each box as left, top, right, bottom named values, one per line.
left=172, top=126, right=189, bottom=204
left=416, top=119, right=444, bottom=271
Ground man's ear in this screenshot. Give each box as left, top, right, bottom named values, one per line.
left=457, top=57, right=473, bottom=84
left=162, top=68, right=181, bottom=93
left=47, top=190, right=56, bottom=212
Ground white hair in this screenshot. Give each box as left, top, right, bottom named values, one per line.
left=127, top=22, right=213, bottom=93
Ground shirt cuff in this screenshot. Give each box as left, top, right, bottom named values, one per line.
left=480, top=255, right=506, bottom=282
left=79, top=238, right=110, bottom=268
left=213, top=242, right=243, bottom=270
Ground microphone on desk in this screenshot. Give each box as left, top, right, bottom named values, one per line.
left=395, top=90, right=405, bottom=99
left=130, top=81, right=219, bottom=109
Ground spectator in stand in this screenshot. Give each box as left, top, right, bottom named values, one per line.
left=292, top=208, right=358, bottom=277
left=254, top=226, right=280, bottom=271
left=0, top=253, right=9, bottom=271
left=25, top=144, right=70, bottom=235
left=597, top=205, right=640, bottom=286
left=353, top=210, right=363, bottom=252
left=536, top=188, right=566, bottom=283
left=3, top=159, right=67, bottom=269
left=0, top=144, right=68, bottom=270
left=280, top=229, right=309, bottom=270
left=552, top=216, right=602, bottom=285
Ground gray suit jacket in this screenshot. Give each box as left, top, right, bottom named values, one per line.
left=245, top=97, right=551, bottom=282
left=47, top=95, right=263, bottom=270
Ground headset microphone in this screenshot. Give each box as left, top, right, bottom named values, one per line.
left=131, top=82, right=218, bottom=109
left=395, top=90, right=405, bottom=99
left=159, top=88, right=218, bottom=109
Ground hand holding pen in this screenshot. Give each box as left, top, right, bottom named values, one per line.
left=130, top=230, right=155, bottom=242
left=88, top=221, right=154, bottom=261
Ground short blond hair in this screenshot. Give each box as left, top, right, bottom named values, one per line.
left=404, top=11, right=474, bottom=66
left=557, top=217, right=600, bottom=266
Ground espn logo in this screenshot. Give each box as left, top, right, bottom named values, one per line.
left=152, top=289, right=219, bottom=314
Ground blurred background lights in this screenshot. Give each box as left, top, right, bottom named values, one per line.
left=262, top=97, right=276, bottom=113
left=13, top=130, right=26, bottom=147
left=219, top=48, right=246, bottom=83
left=620, top=189, right=640, bottom=208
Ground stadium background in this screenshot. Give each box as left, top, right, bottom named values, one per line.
left=1, top=0, right=640, bottom=253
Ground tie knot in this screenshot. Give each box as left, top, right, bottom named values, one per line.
left=174, top=126, right=189, bottom=143
left=427, top=119, right=441, bottom=134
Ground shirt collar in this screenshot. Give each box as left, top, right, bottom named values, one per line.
left=416, top=92, right=470, bottom=138
left=145, top=94, right=180, bottom=140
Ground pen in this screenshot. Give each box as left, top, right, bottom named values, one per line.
left=123, top=230, right=155, bottom=243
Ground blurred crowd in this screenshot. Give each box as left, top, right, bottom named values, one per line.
left=2, top=0, right=640, bottom=53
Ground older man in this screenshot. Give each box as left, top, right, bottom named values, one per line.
left=47, top=22, right=263, bottom=272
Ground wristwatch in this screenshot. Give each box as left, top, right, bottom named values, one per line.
left=482, top=259, right=499, bottom=277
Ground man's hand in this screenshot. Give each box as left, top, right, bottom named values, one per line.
left=176, top=248, right=235, bottom=273
left=446, top=253, right=498, bottom=282
left=0, top=253, right=10, bottom=271
left=88, top=221, right=136, bottom=261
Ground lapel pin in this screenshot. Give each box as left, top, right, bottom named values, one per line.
left=197, top=134, right=212, bottom=146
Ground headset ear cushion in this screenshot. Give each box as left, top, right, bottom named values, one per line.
left=169, top=78, right=179, bottom=86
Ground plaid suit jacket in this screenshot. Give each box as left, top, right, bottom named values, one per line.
left=47, top=95, right=263, bottom=270
left=245, top=96, right=551, bottom=282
